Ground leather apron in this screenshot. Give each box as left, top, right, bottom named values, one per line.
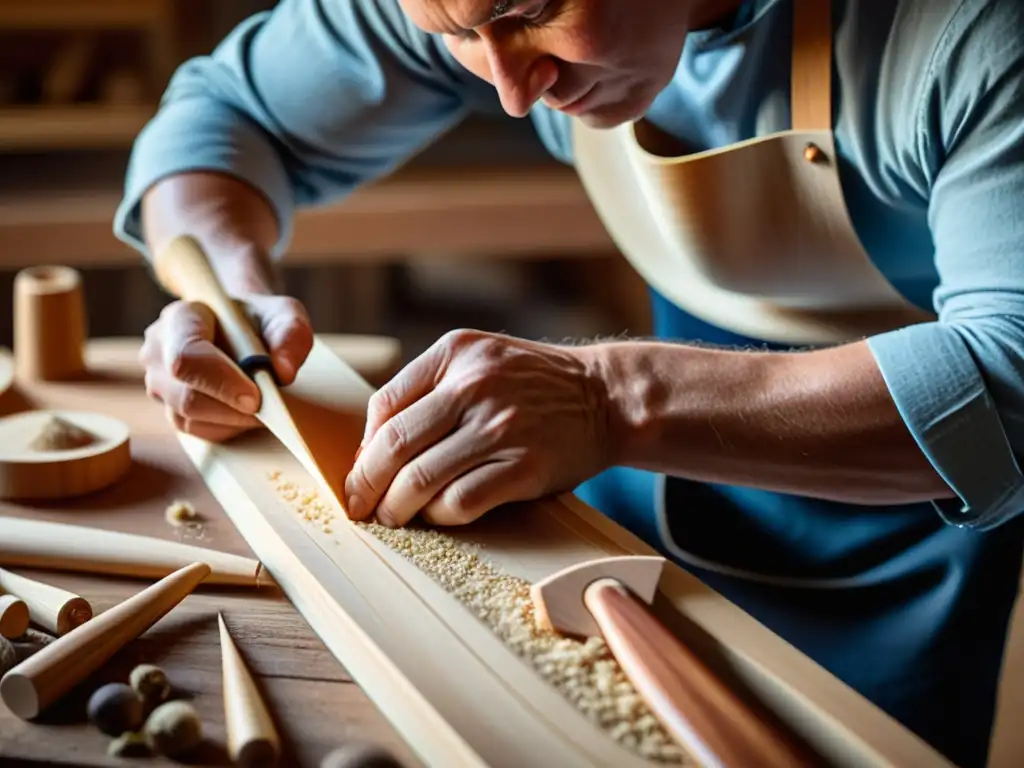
left=568, top=4, right=1024, bottom=766
left=572, top=0, right=935, bottom=347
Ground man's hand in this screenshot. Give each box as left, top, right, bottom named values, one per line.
left=139, top=293, right=313, bottom=442
left=344, top=329, right=613, bottom=527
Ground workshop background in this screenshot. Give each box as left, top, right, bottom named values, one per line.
left=0, top=3, right=1019, bottom=766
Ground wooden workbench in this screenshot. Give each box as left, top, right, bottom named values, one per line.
left=0, top=336, right=416, bottom=767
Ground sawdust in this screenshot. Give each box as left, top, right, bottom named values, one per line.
left=268, top=471, right=688, bottom=765
left=28, top=414, right=96, bottom=451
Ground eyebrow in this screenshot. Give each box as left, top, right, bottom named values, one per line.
left=470, top=0, right=525, bottom=27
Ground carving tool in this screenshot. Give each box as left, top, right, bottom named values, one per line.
left=1, top=516, right=271, bottom=588
left=0, top=562, right=211, bottom=719
left=531, top=555, right=821, bottom=768
left=0, top=567, right=92, bottom=635
left=152, top=235, right=346, bottom=508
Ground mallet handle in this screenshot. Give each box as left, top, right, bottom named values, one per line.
left=584, top=578, right=820, bottom=768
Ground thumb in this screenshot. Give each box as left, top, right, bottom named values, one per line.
left=247, top=295, right=314, bottom=386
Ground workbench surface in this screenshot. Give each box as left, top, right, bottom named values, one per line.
left=0, top=337, right=416, bottom=767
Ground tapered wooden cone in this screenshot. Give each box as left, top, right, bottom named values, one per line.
left=0, top=517, right=273, bottom=588
left=0, top=594, right=29, bottom=639
left=219, top=613, right=280, bottom=767
left=0, top=562, right=211, bottom=719
left=0, top=568, right=92, bottom=636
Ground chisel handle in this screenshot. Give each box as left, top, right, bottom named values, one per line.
left=584, top=578, right=821, bottom=768
left=151, top=235, right=271, bottom=376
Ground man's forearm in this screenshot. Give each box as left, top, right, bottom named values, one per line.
left=590, top=339, right=954, bottom=505
left=141, top=171, right=281, bottom=296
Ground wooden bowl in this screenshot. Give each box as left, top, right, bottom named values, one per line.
left=0, top=410, right=131, bottom=500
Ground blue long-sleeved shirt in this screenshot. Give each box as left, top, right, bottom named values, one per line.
left=115, top=0, right=1024, bottom=532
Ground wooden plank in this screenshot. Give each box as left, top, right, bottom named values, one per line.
left=0, top=336, right=415, bottom=767
left=175, top=335, right=955, bottom=768
left=0, top=162, right=613, bottom=267
left=0, top=106, right=154, bottom=151
left=0, top=0, right=164, bottom=29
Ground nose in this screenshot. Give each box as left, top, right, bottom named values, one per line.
left=478, top=30, right=557, bottom=118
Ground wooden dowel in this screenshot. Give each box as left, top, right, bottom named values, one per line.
left=0, top=562, right=211, bottom=720
left=0, top=517, right=272, bottom=588
left=219, top=613, right=280, bottom=767
left=0, top=568, right=92, bottom=636
left=0, top=594, right=29, bottom=640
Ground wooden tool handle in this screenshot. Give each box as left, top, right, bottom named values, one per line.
left=0, top=562, right=211, bottom=720
left=584, top=578, right=820, bottom=768
left=0, top=568, right=92, bottom=636
left=151, top=235, right=271, bottom=376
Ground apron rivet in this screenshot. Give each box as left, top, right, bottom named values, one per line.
left=804, top=143, right=826, bottom=163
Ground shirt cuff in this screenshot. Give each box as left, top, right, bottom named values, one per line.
left=867, top=322, right=1024, bottom=531
left=113, top=97, right=295, bottom=260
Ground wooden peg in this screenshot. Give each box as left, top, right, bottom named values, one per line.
left=13, top=266, right=87, bottom=382
left=0, top=562, right=211, bottom=720
left=0, top=594, right=29, bottom=640
left=219, top=613, right=280, bottom=767
left=0, top=568, right=92, bottom=636
left=1, top=517, right=273, bottom=589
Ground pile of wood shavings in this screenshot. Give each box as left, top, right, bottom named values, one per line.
left=268, top=472, right=688, bottom=765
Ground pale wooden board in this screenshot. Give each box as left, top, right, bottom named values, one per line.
left=0, top=337, right=416, bottom=767
left=177, top=336, right=955, bottom=768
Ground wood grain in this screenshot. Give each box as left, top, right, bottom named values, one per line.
left=0, top=337, right=417, bottom=768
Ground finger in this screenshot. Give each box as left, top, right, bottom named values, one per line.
left=146, top=368, right=262, bottom=428
left=161, top=301, right=261, bottom=414
left=362, top=338, right=452, bottom=446
left=343, top=388, right=460, bottom=522
left=420, top=460, right=537, bottom=526
left=373, top=427, right=493, bottom=528
left=249, top=295, right=314, bottom=385
left=166, top=406, right=252, bottom=443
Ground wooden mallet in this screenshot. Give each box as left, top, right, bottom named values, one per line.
left=530, top=555, right=820, bottom=768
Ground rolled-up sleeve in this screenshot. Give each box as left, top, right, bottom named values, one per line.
left=867, top=2, right=1024, bottom=531
left=114, top=0, right=477, bottom=259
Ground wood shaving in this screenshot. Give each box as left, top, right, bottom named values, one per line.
left=28, top=414, right=96, bottom=451
left=269, top=472, right=688, bottom=765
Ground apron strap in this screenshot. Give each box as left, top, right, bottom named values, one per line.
left=790, top=0, right=831, bottom=132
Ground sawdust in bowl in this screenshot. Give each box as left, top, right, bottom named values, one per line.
left=28, top=414, right=96, bottom=451
left=269, top=471, right=689, bottom=765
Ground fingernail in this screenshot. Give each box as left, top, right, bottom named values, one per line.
left=236, top=394, right=259, bottom=413
left=376, top=509, right=394, bottom=528
left=346, top=494, right=365, bottom=520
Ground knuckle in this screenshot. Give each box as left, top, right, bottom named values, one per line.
left=442, top=486, right=479, bottom=525
left=176, top=386, right=200, bottom=417
left=405, top=462, right=434, bottom=495
left=381, top=418, right=407, bottom=455
left=367, top=388, right=395, bottom=421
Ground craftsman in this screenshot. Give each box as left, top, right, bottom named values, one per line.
left=118, top=1, right=1024, bottom=766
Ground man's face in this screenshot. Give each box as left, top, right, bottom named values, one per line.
left=398, top=0, right=701, bottom=128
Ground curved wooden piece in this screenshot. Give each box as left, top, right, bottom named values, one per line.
left=0, top=594, right=29, bottom=639
left=0, top=517, right=271, bottom=588
left=0, top=410, right=131, bottom=500
left=13, top=265, right=87, bottom=382
left=218, top=613, right=280, bottom=767
left=584, top=579, right=821, bottom=768
left=529, top=555, right=665, bottom=637
left=0, top=568, right=92, bottom=636
left=0, top=562, right=211, bottom=720
left=152, top=235, right=347, bottom=508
